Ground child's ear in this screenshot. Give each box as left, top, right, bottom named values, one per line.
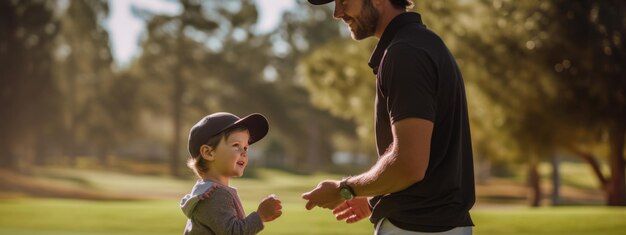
left=200, top=145, right=215, bottom=161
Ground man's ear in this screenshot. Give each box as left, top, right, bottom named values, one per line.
left=200, top=145, right=215, bottom=161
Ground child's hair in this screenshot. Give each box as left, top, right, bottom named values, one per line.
left=187, top=126, right=248, bottom=178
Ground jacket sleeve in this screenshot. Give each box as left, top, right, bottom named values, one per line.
left=193, top=187, right=264, bottom=235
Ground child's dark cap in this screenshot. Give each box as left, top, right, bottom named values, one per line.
left=307, top=0, right=333, bottom=5
left=187, top=112, right=269, bottom=158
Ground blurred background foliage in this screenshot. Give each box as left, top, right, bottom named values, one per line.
left=0, top=0, right=625, bottom=207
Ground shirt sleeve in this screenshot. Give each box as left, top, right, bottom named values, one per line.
left=380, top=44, right=437, bottom=123
left=193, top=188, right=264, bottom=235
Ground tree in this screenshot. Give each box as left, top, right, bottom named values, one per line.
left=0, top=1, right=61, bottom=171
left=299, top=38, right=378, bottom=158
left=532, top=0, right=626, bottom=206
left=463, top=0, right=626, bottom=206
left=131, top=0, right=221, bottom=176
left=268, top=3, right=364, bottom=169
left=55, top=0, right=127, bottom=166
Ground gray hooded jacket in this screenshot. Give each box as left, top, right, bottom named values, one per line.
left=180, top=180, right=264, bottom=235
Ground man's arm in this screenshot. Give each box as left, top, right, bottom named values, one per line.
left=349, top=117, right=432, bottom=196
left=301, top=117, right=432, bottom=210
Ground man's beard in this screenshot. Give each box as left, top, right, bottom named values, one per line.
left=349, top=0, right=379, bottom=40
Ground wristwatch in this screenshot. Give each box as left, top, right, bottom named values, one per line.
left=339, top=177, right=356, bottom=200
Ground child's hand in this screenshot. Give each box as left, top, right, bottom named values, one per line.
left=257, top=194, right=282, bottom=222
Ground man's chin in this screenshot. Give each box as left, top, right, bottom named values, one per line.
left=351, top=33, right=371, bottom=40
left=349, top=28, right=373, bottom=40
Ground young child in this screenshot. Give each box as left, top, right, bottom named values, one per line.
left=180, top=112, right=282, bottom=235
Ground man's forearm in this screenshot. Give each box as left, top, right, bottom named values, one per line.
left=348, top=118, right=432, bottom=197
left=348, top=150, right=424, bottom=197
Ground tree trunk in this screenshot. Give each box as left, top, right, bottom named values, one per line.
left=569, top=148, right=610, bottom=195
left=0, top=1, right=19, bottom=170
left=170, top=31, right=185, bottom=177
left=306, top=118, right=320, bottom=171
left=34, top=133, right=47, bottom=166
left=476, top=155, right=491, bottom=185
left=16, top=131, right=36, bottom=174
left=607, top=121, right=626, bottom=206
left=528, top=159, right=541, bottom=207
left=97, top=145, right=110, bottom=167
left=0, top=142, right=17, bottom=169
left=67, top=57, right=78, bottom=167
left=170, top=67, right=183, bottom=177
left=550, top=155, right=561, bottom=206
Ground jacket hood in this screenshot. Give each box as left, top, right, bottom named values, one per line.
left=180, top=180, right=215, bottom=218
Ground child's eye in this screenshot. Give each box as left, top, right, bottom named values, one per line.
left=232, top=143, right=247, bottom=153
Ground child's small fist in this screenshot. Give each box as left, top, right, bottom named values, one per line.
left=257, top=194, right=282, bottom=222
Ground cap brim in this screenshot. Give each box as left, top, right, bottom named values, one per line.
left=231, top=113, right=269, bottom=145
left=308, top=0, right=333, bottom=5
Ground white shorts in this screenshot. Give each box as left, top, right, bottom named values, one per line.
left=375, top=218, right=472, bottom=235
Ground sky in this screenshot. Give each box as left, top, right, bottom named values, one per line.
left=105, top=0, right=296, bottom=67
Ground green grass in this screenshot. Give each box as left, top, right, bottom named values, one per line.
left=1, top=199, right=625, bottom=235
left=0, top=199, right=182, bottom=235
left=0, top=198, right=373, bottom=235
left=472, top=207, right=626, bottom=235
left=0, top=167, right=624, bottom=234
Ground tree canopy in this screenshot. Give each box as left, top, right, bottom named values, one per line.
left=0, top=0, right=623, bottom=204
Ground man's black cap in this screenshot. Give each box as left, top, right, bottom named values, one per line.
left=308, top=0, right=333, bottom=5
left=188, top=112, right=269, bottom=158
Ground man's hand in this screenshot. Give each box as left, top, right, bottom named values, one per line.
left=333, top=197, right=371, bottom=223
left=301, top=180, right=344, bottom=210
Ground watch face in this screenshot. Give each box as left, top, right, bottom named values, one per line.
left=339, top=188, right=354, bottom=200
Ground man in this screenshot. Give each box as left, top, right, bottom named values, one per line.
left=301, top=0, right=475, bottom=234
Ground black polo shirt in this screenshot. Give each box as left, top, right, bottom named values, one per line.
left=368, top=12, right=475, bottom=232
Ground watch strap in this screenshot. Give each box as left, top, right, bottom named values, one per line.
left=340, top=177, right=356, bottom=197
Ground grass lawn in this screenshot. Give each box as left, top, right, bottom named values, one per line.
left=1, top=198, right=625, bottom=235
left=0, top=198, right=373, bottom=235
left=0, top=166, right=624, bottom=234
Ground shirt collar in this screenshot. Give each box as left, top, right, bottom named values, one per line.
left=368, top=12, right=425, bottom=75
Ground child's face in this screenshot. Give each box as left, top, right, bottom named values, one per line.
left=212, top=129, right=250, bottom=178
